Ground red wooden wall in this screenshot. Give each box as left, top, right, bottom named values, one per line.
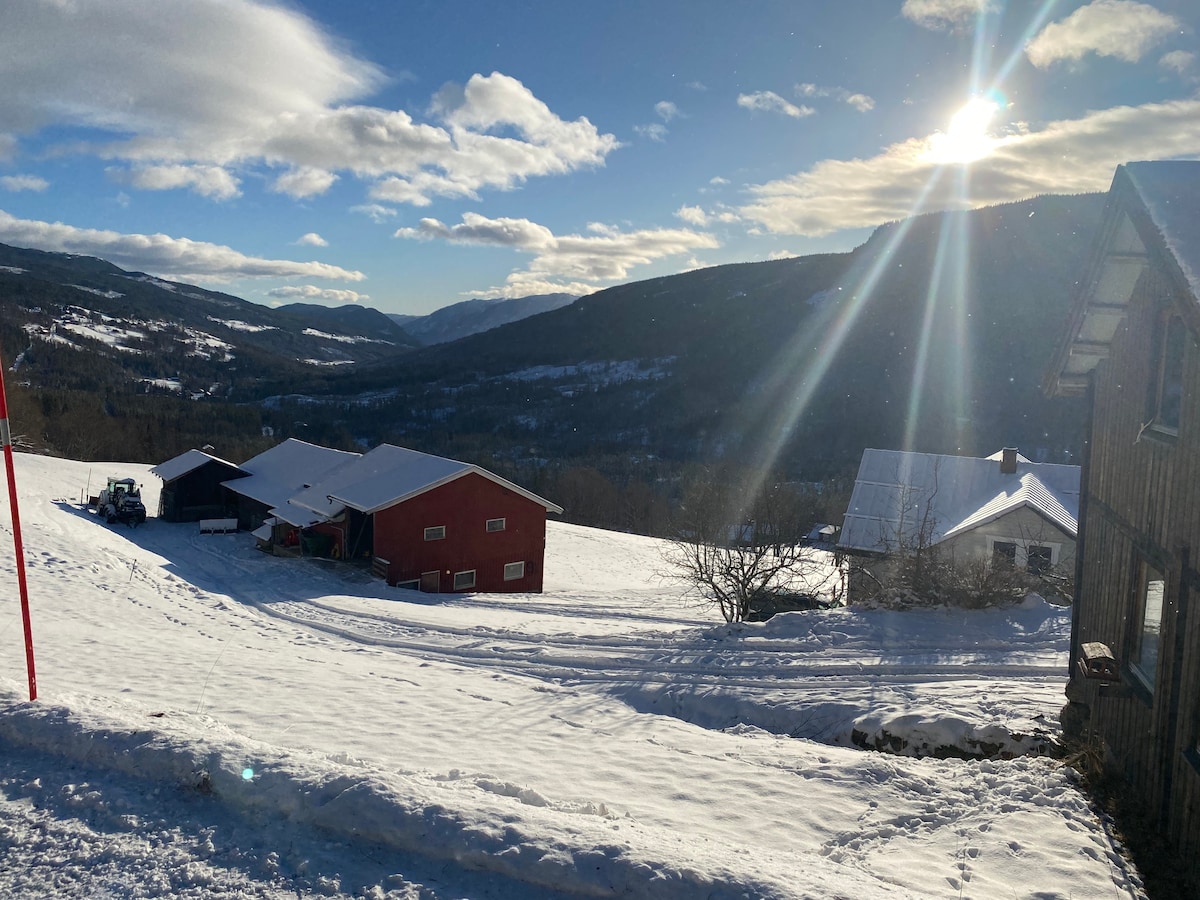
left=372, top=472, right=549, bottom=593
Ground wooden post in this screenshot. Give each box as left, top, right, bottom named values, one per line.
left=0, top=357, right=36, bottom=700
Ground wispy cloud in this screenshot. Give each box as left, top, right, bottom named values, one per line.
left=350, top=203, right=398, bottom=223
left=395, top=212, right=718, bottom=297
left=1160, top=50, right=1196, bottom=74
left=736, top=92, right=814, bottom=119
left=738, top=98, right=1200, bottom=235
left=902, top=0, right=995, bottom=32
left=0, top=174, right=49, bottom=192
left=115, top=164, right=241, bottom=200
left=655, top=101, right=680, bottom=121
left=0, top=209, right=365, bottom=281
left=675, top=205, right=708, bottom=226
left=296, top=232, right=328, bottom=247
left=0, top=1, right=618, bottom=204
left=796, top=83, right=876, bottom=112
left=272, top=167, right=339, bottom=199
left=266, top=285, right=366, bottom=303
left=634, top=123, right=669, bottom=143
left=1026, top=0, right=1182, bottom=67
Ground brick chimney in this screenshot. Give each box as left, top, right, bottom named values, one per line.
left=1000, top=447, right=1018, bottom=475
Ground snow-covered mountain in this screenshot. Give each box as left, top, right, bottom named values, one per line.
left=388, top=292, right=577, bottom=345
left=0, top=452, right=1140, bottom=899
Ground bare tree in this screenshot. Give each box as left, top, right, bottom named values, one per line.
left=661, top=467, right=838, bottom=623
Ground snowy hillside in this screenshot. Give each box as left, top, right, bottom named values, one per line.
left=0, top=454, right=1142, bottom=899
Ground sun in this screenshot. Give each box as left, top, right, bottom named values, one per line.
left=927, top=97, right=999, bottom=165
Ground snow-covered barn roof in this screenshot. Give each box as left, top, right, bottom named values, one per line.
left=1047, top=160, right=1200, bottom=397
left=222, top=439, right=361, bottom=513
left=150, top=448, right=242, bottom=483
left=837, top=448, right=1080, bottom=555
left=287, top=443, right=564, bottom=518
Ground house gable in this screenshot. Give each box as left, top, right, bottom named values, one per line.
left=372, top=471, right=550, bottom=593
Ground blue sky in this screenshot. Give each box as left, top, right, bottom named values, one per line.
left=0, top=0, right=1197, bottom=315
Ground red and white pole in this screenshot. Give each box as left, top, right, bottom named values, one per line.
left=0, top=358, right=36, bottom=700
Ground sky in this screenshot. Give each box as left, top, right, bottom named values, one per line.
left=0, top=453, right=1141, bottom=898
left=0, top=0, right=1197, bottom=315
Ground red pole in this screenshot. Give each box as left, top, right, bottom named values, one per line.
left=0, top=357, right=36, bottom=700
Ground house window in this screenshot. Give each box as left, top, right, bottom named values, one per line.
left=424, top=525, right=446, bottom=541
left=1130, top=560, right=1166, bottom=693
left=1151, top=314, right=1187, bottom=435
left=486, top=517, right=506, bottom=532
left=453, top=569, right=476, bottom=591
left=1026, top=545, right=1053, bottom=576
left=503, top=560, right=525, bottom=581
left=992, top=541, right=1017, bottom=567
left=394, top=579, right=419, bottom=591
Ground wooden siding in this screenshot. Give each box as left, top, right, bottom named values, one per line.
left=159, top=461, right=245, bottom=522
left=1074, top=259, right=1200, bottom=862
left=372, top=472, right=549, bottom=593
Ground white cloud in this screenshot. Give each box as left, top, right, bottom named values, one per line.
left=766, top=250, right=796, bottom=260
left=738, top=98, right=1200, bottom=236
left=272, top=167, right=338, bottom=198
left=675, top=205, right=708, bottom=226
left=0, top=209, right=365, bottom=281
left=0, top=3, right=617, bottom=204
left=1160, top=50, right=1196, bottom=74
left=349, top=203, right=398, bottom=223
left=796, top=83, right=875, bottom=113
left=396, top=212, right=718, bottom=297
left=634, top=123, right=669, bottom=143
left=902, top=0, right=994, bottom=31
left=709, top=176, right=730, bottom=186
left=118, top=164, right=241, bottom=200
left=296, top=232, right=328, bottom=247
left=1026, top=0, right=1181, bottom=68
left=845, top=93, right=876, bottom=113
left=655, top=101, right=680, bottom=121
left=266, top=285, right=367, bottom=303
left=737, top=92, right=814, bottom=119
left=0, top=174, right=49, bottom=192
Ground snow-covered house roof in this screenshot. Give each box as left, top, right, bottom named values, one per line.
left=837, top=448, right=1080, bottom=555
left=222, top=438, right=361, bottom=514
left=287, top=443, right=564, bottom=519
left=150, top=448, right=242, bottom=483
left=1047, top=160, right=1200, bottom=397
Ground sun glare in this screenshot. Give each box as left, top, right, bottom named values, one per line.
left=927, top=97, right=999, bottom=165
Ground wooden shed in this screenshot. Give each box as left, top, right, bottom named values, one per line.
left=1045, top=161, right=1200, bottom=863
left=149, top=449, right=247, bottom=522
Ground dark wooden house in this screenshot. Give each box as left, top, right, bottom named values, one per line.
left=149, top=449, right=246, bottom=522
left=1046, top=160, right=1200, bottom=861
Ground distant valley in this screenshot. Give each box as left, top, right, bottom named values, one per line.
left=0, top=191, right=1105, bottom=532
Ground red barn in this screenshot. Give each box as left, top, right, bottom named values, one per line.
left=285, top=443, right=562, bottom=593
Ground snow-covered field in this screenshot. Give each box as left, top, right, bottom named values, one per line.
left=0, top=455, right=1143, bottom=899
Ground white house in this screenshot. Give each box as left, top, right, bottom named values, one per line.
left=838, top=447, right=1081, bottom=600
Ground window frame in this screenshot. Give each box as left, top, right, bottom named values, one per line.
left=452, top=569, right=476, bottom=591
left=1149, top=311, right=1187, bottom=437
left=503, top=560, right=525, bottom=581
left=423, top=525, right=446, bottom=541
left=486, top=517, right=507, bottom=533
left=1128, top=557, right=1166, bottom=696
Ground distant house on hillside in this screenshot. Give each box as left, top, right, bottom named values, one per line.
left=151, top=439, right=563, bottom=593
left=837, top=447, right=1080, bottom=601
left=1045, top=160, right=1200, bottom=863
